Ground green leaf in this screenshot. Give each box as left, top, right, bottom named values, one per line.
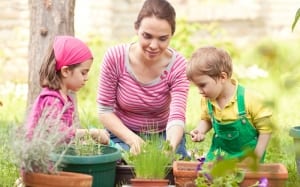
left=292, top=8, right=300, bottom=31
left=235, top=170, right=245, bottom=183
left=210, top=158, right=239, bottom=178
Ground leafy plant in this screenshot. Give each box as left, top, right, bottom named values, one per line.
left=195, top=157, right=244, bottom=187
left=195, top=156, right=269, bottom=187
left=9, top=104, right=75, bottom=174
left=124, top=133, right=175, bottom=179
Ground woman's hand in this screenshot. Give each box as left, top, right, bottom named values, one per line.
left=128, top=135, right=145, bottom=155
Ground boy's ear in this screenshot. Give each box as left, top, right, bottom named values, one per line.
left=220, top=71, right=228, bottom=80
left=60, top=66, right=70, bottom=77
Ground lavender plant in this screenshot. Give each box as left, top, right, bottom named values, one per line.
left=9, top=104, right=75, bottom=174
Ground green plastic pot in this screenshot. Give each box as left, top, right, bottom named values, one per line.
left=52, top=145, right=121, bottom=187
left=289, top=126, right=300, bottom=174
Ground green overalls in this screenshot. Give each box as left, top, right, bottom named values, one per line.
left=206, top=85, right=261, bottom=162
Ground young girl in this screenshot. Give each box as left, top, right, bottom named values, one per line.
left=26, top=35, right=109, bottom=144
left=187, top=46, right=273, bottom=162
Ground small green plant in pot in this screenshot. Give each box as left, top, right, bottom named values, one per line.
left=123, top=133, right=175, bottom=187
left=52, top=130, right=122, bottom=187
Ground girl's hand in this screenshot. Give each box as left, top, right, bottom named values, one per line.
left=190, top=129, right=206, bottom=142
left=90, top=129, right=110, bottom=145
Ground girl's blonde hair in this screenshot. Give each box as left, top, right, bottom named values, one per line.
left=186, top=46, right=232, bottom=81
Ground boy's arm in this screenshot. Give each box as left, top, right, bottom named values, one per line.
left=190, top=120, right=212, bottom=142
left=255, top=133, right=271, bottom=159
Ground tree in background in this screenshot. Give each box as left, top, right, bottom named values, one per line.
left=27, top=0, right=75, bottom=107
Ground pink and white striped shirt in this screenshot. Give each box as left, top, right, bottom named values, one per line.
left=97, top=44, right=189, bottom=132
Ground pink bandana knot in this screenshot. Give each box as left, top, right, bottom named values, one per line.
left=53, top=35, right=93, bottom=71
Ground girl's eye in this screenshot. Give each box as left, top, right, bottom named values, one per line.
left=82, top=70, right=89, bottom=76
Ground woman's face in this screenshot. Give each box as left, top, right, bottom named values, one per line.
left=136, top=16, right=172, bottom=61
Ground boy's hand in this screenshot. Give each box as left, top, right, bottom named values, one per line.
left=190, top=129, right=206, bottom=142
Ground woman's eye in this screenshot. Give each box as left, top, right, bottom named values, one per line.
left=142, top=33, right=151, bottom=39
left=159, top=36, right=168, bottom=41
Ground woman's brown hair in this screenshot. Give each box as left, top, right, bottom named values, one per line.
left=134, top=0, right=176, bottom=35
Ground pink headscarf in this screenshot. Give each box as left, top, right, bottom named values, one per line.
left=53, top=35, right=93, bottom=71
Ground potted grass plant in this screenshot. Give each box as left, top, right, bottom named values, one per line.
left=9, top=106, right=93, bottom=187
left=122, top=133, right=175, bottom=187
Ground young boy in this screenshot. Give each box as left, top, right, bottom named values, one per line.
left=187, top=46, right=273, bottom=162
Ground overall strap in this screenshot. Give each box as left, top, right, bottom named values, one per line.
left=207, top=100, right=214, bottom=119
left=207, top=84, right=245, bottom=121
left=237, top=85, right=246, bottom=116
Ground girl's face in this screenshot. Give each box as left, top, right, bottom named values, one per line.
left=192, top=74, right=223, bottom=100
left=136, top=16, right=172, bottom=61
left=63, top=59, right=93, bottom=92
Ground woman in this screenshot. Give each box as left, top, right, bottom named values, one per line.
left=97, top=0, right=190, bottom=158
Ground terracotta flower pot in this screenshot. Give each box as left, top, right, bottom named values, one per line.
left=173, top=161, right=288, bottom=187
left=130, top=178, right=169, bottom=187
left=115, top=164, right=175, bottom=186
left=22, top=171, right=93, bottom=187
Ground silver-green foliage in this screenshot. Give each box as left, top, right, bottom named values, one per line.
left=9, top=104, right=75, bottom=174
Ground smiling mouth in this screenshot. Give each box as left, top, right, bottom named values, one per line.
left=146, top=50, right=159, bottom=56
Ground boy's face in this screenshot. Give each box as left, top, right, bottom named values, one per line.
left=192, top=74, right=223, bottom=100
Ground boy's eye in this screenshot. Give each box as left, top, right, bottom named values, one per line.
left=197, top=83, right=205, bottom=88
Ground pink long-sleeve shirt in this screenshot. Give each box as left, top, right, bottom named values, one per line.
left=97, top=44, right=189, bottom=132
left=26, top=88, right=75, bottom=139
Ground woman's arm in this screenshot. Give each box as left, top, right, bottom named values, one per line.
left=166, top=53, right=190, bottom=150
left=166, top=125, right=184, bottom=151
